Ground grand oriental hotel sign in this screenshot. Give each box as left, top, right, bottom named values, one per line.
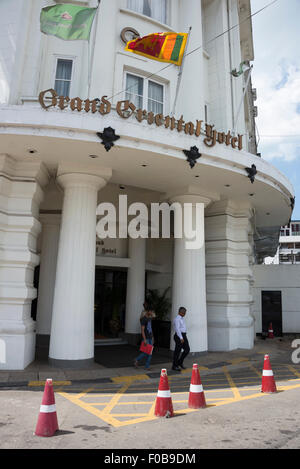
left=39, top=88, right=244, bottom=151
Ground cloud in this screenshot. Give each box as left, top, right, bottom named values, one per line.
left=254, top=63, right=300, bottom=162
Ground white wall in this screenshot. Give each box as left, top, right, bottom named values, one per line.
left=253, top=265, right=300, bottom=333
left=0, top=0, right=245, bottom=135
left=202, top=0, right=246, bottom=138
left=0, top=0, right=31, bottom=103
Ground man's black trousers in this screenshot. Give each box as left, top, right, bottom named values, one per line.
left=173, top=332, right=190, bottom=367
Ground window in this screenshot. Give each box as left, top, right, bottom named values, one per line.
left=125, top=73, right=144, bottom=109
left=127, top=0, right=167, bottom=24
left=54, top=58, right=73, bottom=96
left=279, top=254, right=292, bottom=263
left=148, top=80, right=164, bottom=113
left=125, top=73, right=164, bottom=114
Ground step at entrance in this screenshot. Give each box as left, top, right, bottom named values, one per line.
left=94, top=338, right=128, bottom=346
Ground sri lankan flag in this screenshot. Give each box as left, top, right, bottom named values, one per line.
left=125, top=32, right=188, bottom=66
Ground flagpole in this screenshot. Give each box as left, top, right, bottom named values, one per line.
left=171, top=26, right=192, bottom=117
left=233, top=64, right=253, bottom=136
left=88, top=0, right=101, bottom=97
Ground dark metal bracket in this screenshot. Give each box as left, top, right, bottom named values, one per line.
left=97, top=127, right=120, bottom=152
left=245, top=164, right=257, bottom=183
left=183, top=146, right=202, bottom=169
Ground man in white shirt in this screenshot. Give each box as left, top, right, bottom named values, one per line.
left=172, top=306, right=190, bottom=371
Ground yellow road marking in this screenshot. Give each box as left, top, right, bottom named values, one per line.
left=75, top=387, right=96, bottom=399
left=112, top=375, right=149, bottom=384
left=28, top=380, right=72, bottom=387
left=180, top=366, right=209, bottom=374
left=222, top=366, right=241, bottom=400
left=58, top=391, right=123, bottom=427
left=286, top=365, right=300, bottom=378
left=230, top=358, right=249, bottom=365
left=278, top=382, right=300, bottom=391
left=148, top=399, right=156, bottom=418
left=110, top=413, right=149, bottom=417
left=101, top=383, right=131, bottom=415
left=246, top=362, right=262, bottom=378
left=57, top=366, right=300, bottom=429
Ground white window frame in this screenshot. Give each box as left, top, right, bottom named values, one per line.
left=124, top=71, right=166, bottom=114
left=126, top=0, right=169, bottom=25
left=53, top=55, right=76, bottom=97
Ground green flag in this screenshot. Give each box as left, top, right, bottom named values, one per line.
left=40, top=4, right=97, bottom=41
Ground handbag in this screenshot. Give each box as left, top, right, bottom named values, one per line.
left=139, top=342, right=154, bottom=355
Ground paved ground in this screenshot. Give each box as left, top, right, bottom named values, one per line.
left=1, top=336, right=300, bottom=450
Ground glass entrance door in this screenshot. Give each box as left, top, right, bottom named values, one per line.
left=94, top=268, right=127, bottom=338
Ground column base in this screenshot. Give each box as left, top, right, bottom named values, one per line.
left=208, top=321, right=254, bottom=351
left=48, top=357, right=95, bottom=369
left=0, top=331, right=36, bottom=370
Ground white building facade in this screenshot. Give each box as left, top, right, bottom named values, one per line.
left=253, top=265, right=300, bottom=336
left=0, top=0, right=294, bottom=369
left=253, top=221, right=300, bottom=336
left=264, top=221, right=300, bottom=265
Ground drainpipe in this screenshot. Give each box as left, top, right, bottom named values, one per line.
left=227, top=0, right=236, bottom=132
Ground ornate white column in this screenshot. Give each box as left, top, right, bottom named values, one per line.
left=205, top=200, right=254, bottom=351
left=170, top=195, right=211, bottom=353
left=49, top=172, right=108, bottom=367
left=0, top=155, right=49, bottom=370
left=35, top=214, right=61, bottom=348
left=125, top=237, right=146, bottom=341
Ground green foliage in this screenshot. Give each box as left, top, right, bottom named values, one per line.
left=145, top=287, right=171, bottom=321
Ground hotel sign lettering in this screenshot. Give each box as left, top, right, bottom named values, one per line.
left=39, top=89, right=243, bottom=151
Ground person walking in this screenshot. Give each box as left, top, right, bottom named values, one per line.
left=172, top=307, right=190, bottom=371
left=134, top=308, right=155, bottom=370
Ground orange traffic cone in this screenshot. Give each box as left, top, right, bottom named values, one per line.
left=268, top=323, right=274, bottom=339
left=188, top=364, right=206, bottom=409
left=261, top=355, right=277, bottom=393
left=154, top=369, right=174, bottom=418
left=35, top=379, right=59, bottom=437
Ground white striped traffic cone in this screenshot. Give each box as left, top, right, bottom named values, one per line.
left=154, top=369, right=174, bottom=417
left=261, top=355, right=277, bottom=393
left=35, top=379, right=59, bottom=437
left=268, top=323, right=274, bottom=339
left=188, top=364, right=206, bottom=409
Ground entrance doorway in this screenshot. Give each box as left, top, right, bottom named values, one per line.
left=94, top=268, right=127, bottom=339
left=261, top=290, right=283, bottom=336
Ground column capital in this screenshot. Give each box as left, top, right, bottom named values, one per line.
left=164, top=185, right=219, bottom=208
left=205, top=199, right=253, bottom=219
left=56, top=162, right=112, bottom=191
left=0, top=154, right=50, bottom=188
left=57, top=173, right=108, bottom=191
left=168, top=194, right=212, bottom=208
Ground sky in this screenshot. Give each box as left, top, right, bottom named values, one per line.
left=250, top=0, right=300, bottom=220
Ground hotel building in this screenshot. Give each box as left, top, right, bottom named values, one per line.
left=0, top=0, right=294, bottom=369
